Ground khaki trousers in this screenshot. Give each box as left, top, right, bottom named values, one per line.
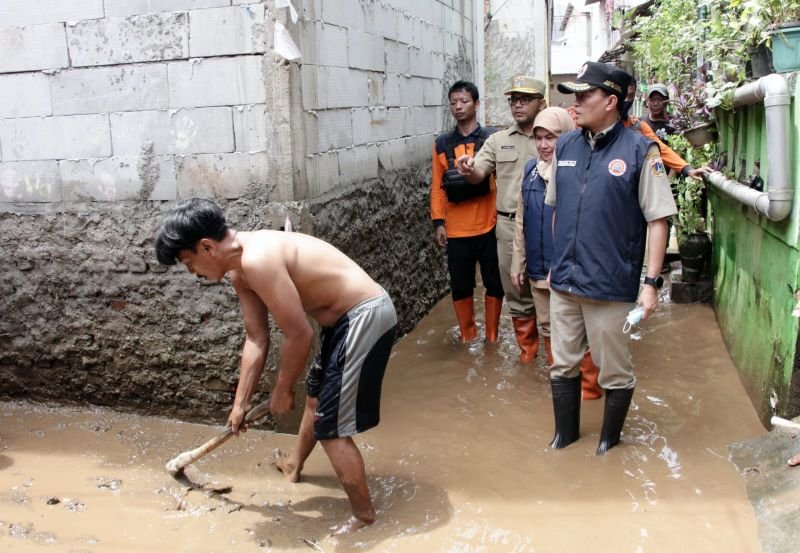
left=495, top=215, right=535, bottom=318
left=549, top=289, right=636, bottom=389
left=531, top=286, right=550, bottom=337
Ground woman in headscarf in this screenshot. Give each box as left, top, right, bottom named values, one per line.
left=510, top=107, right=602, bottom=400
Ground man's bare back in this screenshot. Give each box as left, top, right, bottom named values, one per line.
left=233, top=230, right=383, bottom=327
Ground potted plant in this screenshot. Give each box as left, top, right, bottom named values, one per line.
left=737, top=0, right=800, bottom=73
left=668, top=77, right=718, bottom=147
left=668, top=136, right=717, bottom=282
left=674, top=176, right=712, bottom=282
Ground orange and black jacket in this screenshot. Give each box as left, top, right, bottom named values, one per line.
left=430, top=125, right=498, bottom=238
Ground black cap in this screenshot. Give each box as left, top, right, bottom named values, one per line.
left=557, top=62, right=633, bottom=101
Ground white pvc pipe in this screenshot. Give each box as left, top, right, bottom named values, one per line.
left=706, top=73, right=792, bottom=221
left=771, top=415, right=800, bottom=431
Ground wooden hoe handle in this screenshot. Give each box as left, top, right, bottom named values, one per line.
left=165, top=400, right=271, bottom=476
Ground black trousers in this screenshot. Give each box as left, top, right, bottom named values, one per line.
left=446, top=227, right=504, bottom=301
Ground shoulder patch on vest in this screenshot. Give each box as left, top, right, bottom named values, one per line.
left=649, top=157, right=666, bottom=177
left=645, top=149, right=661, bottom=159
left=608, top=159, right=627, bottom=176
left=557, top=160, right=576, bottom=167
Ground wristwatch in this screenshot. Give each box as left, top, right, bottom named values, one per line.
left=644, top=276, right=664, bottom=289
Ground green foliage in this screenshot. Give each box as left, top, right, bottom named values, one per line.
left=630, top=0, right=704, bottom=88
left=630, top=0, right=800, bottom=129
left=674, top=176, right=706, bottom=242
left=667, top=135, right=717, bottom=242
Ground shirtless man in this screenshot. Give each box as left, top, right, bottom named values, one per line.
left=154, top=198, right=398, bottom=533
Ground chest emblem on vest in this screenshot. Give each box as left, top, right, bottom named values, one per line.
left=608, top=159, right=627, bottom=176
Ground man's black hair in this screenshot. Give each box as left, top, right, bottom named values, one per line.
left=154, top=197, right=229, bottom=265
left=448, top=80, right=480, bottom=102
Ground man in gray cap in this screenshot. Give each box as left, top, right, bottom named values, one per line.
left=546, top=62, right=677, bottom=454
left=643, top=83, right=676, bottom=140
left=455, top=75, right=547, bottom=363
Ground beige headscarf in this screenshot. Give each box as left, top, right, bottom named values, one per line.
left=533, top=107, right=576, bottom=183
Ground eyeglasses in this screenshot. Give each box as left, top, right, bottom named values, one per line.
left=507, top=95, right=542, bottom=106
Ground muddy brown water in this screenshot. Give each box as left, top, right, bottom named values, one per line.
left=1, top=297, right=765, bottom=552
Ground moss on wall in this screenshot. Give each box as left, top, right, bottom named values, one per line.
left=711, top=89, right=800, bottom=423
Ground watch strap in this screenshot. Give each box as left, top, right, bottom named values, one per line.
left=644, top=276, right=663, bottom=289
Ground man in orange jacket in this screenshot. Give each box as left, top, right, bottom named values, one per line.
left=431, top=81, right=504, bottom=343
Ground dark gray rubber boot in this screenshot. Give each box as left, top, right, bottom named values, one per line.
left=596, top=387, right=635, bottom=455
left=548, top=376, right=582, bottom=449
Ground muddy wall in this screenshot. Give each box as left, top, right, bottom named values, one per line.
left=0, top=171, right=447, bottom=425
left=0, top=0, right=469, bottom=423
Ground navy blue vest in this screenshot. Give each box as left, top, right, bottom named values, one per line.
left=550, top=121, right=654, bottom=302
left=520, top=159, right=554, bottom=281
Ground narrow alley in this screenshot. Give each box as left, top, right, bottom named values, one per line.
left=0, top=295, right=766, bottom=552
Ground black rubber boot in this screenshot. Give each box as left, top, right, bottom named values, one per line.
left=548, top=376, right=582, bottom=449
left=596, top=387, right=635, bottom=455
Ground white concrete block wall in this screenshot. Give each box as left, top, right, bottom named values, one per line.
left=300, top=65, right=326, bottom=110
left=301, top=0, right=475, bottom=189
left=0, top=2, right=280, bottom=204
left=188, top=4, right=267, bottom=58
left=399, top=77, right=425, bottom=107
left=367, top=71, right=385, bottom=106
left=300, top=22, right=348, bottom=67
left=104, top=0, right=228, bottom=17
left=1, top=114, right=111, bottom=161
left=61, top=156, right=177, bottom=201
left=384, top=40, right=410, bottom=75
left=0, top=1, right=104, bottom=26
left=0, top=161, right=62, bottom=202
left=67, top=13, right=190, bottom=67
left=52, top=64, right=169, bottom=115
left=321, top=0, right=370, bottom=31
left=0, top=74, right=52, bottom=118
left=0, top=0, right=475, bottom=202
left=352, top=108, right=395, bottom=145
left=304, top=150, right=339, bottom=196
left=374, top=3, right=398, bottom=41
left=110, top=107, right=234, bottom=156
left=0, top=24, right=69, bottom=73
left=233, top=104, right=268, bottom=153
left=168, top=56, right=267, bottom=107
left=175, top=152, right=269, bottom=199
left=384, top=74, right=402, bottom=107
left=348, top=30, right=384, bottom=72
left=338, top=145, right=378, bottom=183
left=305, top=109, right=353, bottom=154
left=323, top=67, right=369, bottom=109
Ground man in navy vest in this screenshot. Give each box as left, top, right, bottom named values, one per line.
left=545, top=62, right=677, bottom=455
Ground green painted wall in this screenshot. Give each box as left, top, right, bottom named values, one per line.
left=711, top=75, right=800, bottom=423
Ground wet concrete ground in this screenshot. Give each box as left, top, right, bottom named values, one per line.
left=0, top=295, right=770, bottom=552
left=729, top=417, right=800, bottom=553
